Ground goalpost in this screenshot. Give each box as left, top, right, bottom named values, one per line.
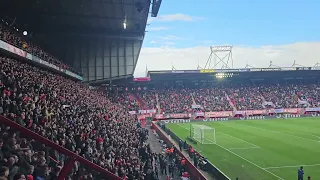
left=190, top=124, right=216, bottom=144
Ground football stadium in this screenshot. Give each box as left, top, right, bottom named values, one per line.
left=1, top=1, right=320, bottom=180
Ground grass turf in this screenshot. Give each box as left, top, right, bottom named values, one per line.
left=166, top=117, right=320, bottom=180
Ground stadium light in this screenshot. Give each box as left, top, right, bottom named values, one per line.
left=123, top=16, right=127, bottom=29
left=23, top=31, right=27, bottom=36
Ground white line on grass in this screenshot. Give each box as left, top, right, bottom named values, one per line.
left=176, top=124, right=284, bottom=180
left=229, top=147, right=260, bottom=150
left=217, top=132, right=261, bottom=148
left=263, top=163, right=320, bottom=170
left=282, top=131, right=320, bottom=139
left=230, top=124, right=320, bottom=143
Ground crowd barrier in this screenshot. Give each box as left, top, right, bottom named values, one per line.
left=152, top=122, right=207, bottom=180
left=146, top=107, right=319, bottom=120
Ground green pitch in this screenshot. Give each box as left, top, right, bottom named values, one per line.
left=166, top=117, right=320, bottom=180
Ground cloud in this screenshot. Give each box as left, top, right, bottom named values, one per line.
left=157, top=35, right=182, bottom=41
left=147, top=13, right=203, bottom=23
left=134, top=42, right=320, bottom=77
left=146, top=35, right=182, bottom=47
left=147, top=26, right=171, bottom=31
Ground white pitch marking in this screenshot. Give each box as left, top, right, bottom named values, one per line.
left=218, top=132, right=261, bottom=148
left=228, top=124, right=320, bottom=143
left=176, top=124, right=284, bottom=180
left=229, top=147, right=260, bottom=150
left=263, top=163, right=320, bottom=170
left=282, top=131, right=320, bottom=139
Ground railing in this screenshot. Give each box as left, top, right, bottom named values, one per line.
left=152, top=122, right=207, bottom=180
left=0, top=116, right=121, bottom=180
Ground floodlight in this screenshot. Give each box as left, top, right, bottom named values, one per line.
left=23, top=31, right=27, bottom=36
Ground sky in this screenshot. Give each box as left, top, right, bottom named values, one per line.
left=134, top=0, right=320, bottom=77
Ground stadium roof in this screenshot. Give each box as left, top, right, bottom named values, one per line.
left=144, top=67, right=320, bottom=83
left=0, top=0, right=149, bottom=40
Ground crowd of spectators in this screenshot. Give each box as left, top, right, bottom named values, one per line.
left=193, top=88, right=233, bottom=112
left=0, top=56, right=157, bottom=180
left=123, top=83, right=320, bottom=114
left=259, top=85, right=300, bottom=109
left=296, top=84, right=320, bottom=107
left=0, top=22, right=80, bottom=75
left=226, top=87, right=264, bottom=110
left=108, top=91, right=141, bottom=111
left=153, top=126, right=190, bottom=180
left=136, top=91, right=158, bottom=111
left=157, top=89, right=194, bottom=114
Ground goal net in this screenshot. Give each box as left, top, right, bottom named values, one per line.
left=190, top=124, right=216, bottom=144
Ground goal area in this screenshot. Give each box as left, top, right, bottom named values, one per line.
left=190, top=124, right=216, bottom=144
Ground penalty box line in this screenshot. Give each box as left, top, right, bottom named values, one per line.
left=263, top=163, right=320, bottom=170
left=176, top=124, right=284, bottom=180
left=228, top=123, right=320, bottom=143
left=217, top=132, right=261, bottom=149
left=229, top=147, right=260, bottom=150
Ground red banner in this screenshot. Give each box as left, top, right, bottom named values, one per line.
left=244, top=110, right=266, bottom=115
left=205, top=111, right=233, bottom=118
left=268, top=108, right=303, bottom=114
left=133, top=77, right=151, bottom=82
left=155, top=113, right=191, bottom=120
left=283, top=108, right=301, bottom=114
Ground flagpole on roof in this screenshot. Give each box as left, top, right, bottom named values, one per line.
left=291, top=60, right=304, bottom=67
left=268, top=61, right=280, bottom=68
left=172, top=62, right=176, bottom=70
left=197, top=60, right=203, bottom=69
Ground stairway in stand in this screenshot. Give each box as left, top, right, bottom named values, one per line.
left=191, top=92, right=196, bottom=104
left=259, top=92, right=275, bottom=108
left=225, top=92, right=237, bottom=111
left=129, top=92, right=146, bottom=109
left=155, top=93, right=161, bottom=113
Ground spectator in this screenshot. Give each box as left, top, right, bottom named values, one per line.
left=0, top=166, right=9, bottom=180
left=0, top=56, right=157, bottom=179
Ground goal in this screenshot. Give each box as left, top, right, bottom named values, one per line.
left=190, top=124, right=216, bottom=144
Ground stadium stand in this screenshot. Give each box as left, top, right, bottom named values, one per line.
left=157, top=89, right=194, bottom=114
left=137, top=91, right=158, bottom=110
left=0, top=56, right=160, bottom=179
left=259, top=84, right=300, bottom=108
left=193, top=88, right=233, bottom=112
left=126, top=83, right=320, bottom=114
left=0, top=1, right=173, bottom=178
left=0, top=23, right=78, bottom=75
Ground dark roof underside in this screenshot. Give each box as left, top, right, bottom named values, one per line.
left=0, top=0, right=150, bottom=83
left=0, top=0, right=149, bottom=40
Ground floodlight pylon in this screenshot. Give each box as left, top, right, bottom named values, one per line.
left=204, top=45, right=233, bottom=69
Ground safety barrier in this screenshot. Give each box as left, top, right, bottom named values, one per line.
left=152, top=121, right=207, bottom=180
left=0, top=116, right=121, bottom=180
